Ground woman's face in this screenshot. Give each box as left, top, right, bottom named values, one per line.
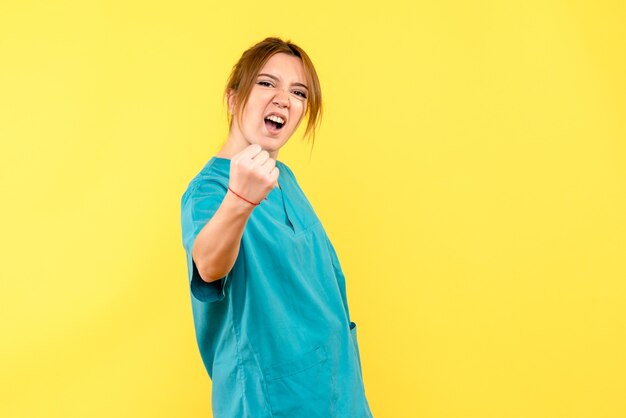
left=230, top=53, right=309, bottom=157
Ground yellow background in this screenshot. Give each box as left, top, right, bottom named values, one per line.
left=1, top=1, right=625, bottom=417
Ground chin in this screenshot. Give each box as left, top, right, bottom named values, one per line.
left=258, top=137, right=288, bottom=152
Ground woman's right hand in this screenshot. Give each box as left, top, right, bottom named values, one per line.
left=228, top=144, right=279, bottom=205
left=192, top=144, right=278, bottom=283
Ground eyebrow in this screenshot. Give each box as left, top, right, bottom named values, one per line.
left=257, top=73, right=309, bottom=90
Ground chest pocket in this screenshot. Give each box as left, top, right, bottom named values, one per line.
left=277, top=166, right=321, bottom=235
left=265, top=344, right=335, bottom=417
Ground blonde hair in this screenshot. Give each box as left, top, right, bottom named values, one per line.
left=225, top=37, right=322, bottom=144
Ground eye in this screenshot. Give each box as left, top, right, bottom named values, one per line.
left=293, top=90, right=307, bottom=99
left=257, top=80, right=273, bottom=87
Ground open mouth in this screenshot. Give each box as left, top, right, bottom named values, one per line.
left=264, top=114, right=285, bottom=134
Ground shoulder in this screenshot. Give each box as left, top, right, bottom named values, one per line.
left=181, top=158, right=230, bottom=205
left=276, top=160, right=296, bottom=178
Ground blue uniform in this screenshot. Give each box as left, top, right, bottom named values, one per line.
left=181, top=156, right=373, bottom=417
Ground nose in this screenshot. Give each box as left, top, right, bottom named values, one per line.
left=272, top=90, right=290, bottom=109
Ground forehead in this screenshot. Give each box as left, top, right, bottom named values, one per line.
left=258, top=53, right=307, bottom=83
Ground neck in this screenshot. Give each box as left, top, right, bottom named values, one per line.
left=216, top=131, right=279, bottom=160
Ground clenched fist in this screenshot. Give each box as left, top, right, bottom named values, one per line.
left=228, top=144, right=279, bottom=205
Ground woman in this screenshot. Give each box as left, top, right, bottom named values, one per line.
left=181, top=37, right=373, bottom=417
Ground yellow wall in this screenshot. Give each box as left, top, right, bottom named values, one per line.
left=2, top=1, right=625, bottom=417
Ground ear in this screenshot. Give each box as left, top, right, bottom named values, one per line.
left=226, top=89, right=237, bottom=114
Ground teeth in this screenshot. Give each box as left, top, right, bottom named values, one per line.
left=266, top=115, right=285, bottom=124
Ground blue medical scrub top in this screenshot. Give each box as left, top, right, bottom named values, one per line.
left=181, top=157, right=373, bottom=417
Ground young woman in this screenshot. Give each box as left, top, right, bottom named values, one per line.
left=181, top=37, right=373, bottom=417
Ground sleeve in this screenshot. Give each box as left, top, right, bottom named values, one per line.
left=180, top=177, right=230, bottom=303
